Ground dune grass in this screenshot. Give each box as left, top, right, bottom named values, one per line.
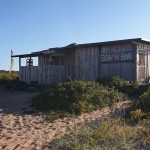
left=0, top=71, right=18, bottom=82
left=1, top=73, right=149, bottom=149
left=49, top=84, right=150, bottom=150
left=50, top=118, right=150, bottom=150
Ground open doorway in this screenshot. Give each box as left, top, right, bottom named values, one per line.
left=138, top=51, right=147, bottom=83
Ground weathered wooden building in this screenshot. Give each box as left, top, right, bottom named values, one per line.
left=13, top=38, right=150, bottom=84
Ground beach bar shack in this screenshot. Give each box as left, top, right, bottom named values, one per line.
left=12, top=38, right=150, bottom=84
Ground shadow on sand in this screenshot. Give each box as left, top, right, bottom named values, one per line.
left=0, top=86, right=38, bottom=115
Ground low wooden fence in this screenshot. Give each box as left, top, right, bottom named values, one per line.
left=20, top=65, right=66, bottom=84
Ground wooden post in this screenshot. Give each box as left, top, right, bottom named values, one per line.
left=19, top=57, right=21, bottom=81
left=19, top=57, right=21, bottom=70
left=146, top=50, right=148, bottom=82
left=29, top=57, right=32, bottom=84
left=98, top=47, right=101, bottom=79
left=64, top=55, right=67, bottom=80
left=132, top=43, right=138, bottom=82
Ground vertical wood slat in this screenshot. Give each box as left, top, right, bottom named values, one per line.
left=20, top=65, right=66, bottom=84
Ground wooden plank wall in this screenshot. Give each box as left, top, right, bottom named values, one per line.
left=37, top=43, right=137, bottom=83
left=20, top=65, right=66, bottom=84
left=68, top=46, right=99, bottom=81
left=99, top=43, right=136, bottom=81
left=65, top=51, right=74, bottom=80
left=67, top=43, right=136, bottom=81
left=20, top=66, right=30, bottom=83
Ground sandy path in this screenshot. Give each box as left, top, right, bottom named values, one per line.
left=0, top=89, right=130, bottom=150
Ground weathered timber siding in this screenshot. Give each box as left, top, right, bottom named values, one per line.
left=99, top=43, right=136, bottom=81
left=39, top=56, right=49, bottom=65
left=100, top=63, right=135, bottom=80
left=65, top=43, right=136, bottom=81
left=68, top=46, right=99, bottom=80
left=39, top=55, right=65, bottom=66
left=20, top=66, right=30, bottom=83
left=20, top=65, right=65, bottom=84
left=65, top=51, right=74, bottom=79
left=36, top=43, right=137, bottom=82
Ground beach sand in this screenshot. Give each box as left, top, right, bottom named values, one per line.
left=0, top=87, right=130, bottom=150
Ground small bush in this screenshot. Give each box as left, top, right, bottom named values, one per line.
left=96, top=77, right=112, bottom=86
left=139, top=88, right=150, bottom=113
left=130, top=109, right=144, bottom=122
left=129, top=88, right=150, bottom=114
left=111, top=77, right=141, bottom=96
left=111, top=76, right=128, bottom=89
left=97, top=76, right=141, bottom=97
left=0, top=71, right=19, bottom=84
left=126, top=88, right=150, bottom=123
left=0, top=71, right=19, bottom=88
left=0, top=71, right=31, bottom=90
left=138, top=118, right=150, bottom=127
left=32, top=81, right=127, bottom=116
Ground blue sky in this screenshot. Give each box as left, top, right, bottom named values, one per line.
left=0, top=0, right=150, bottom=70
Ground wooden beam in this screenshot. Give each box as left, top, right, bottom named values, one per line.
left=19, top=57, right=21, bottom=69
left=12, top=53, right=42, bottom=58
left=29, top=57, right=32, bottom=84
left=19, top=57, right=21, bottom=81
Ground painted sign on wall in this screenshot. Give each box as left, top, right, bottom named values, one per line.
left=100, top=51, right=134, bottom=62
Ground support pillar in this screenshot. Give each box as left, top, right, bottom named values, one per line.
left=19, top=57, right=21, bottom=81
left=29, top=57, right=32, bottom=84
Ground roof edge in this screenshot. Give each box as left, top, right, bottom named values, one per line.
left=13, top=38, right=150, bottom=56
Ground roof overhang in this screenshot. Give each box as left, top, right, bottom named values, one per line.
left=12, top=53, right=46, bottom=58
left=12, top=51, right=66, bottom=58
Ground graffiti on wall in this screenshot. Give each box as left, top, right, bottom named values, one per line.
left=100, top=51, right=134, bottom=62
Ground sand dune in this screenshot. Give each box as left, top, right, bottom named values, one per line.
left=0, top=89, right=130, bottom=150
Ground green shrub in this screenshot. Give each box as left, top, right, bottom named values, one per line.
left=96, top=77, right=112, bottom=86
left=32, top=81, right=127, bottom=116
left=97, top=76, right=141, bottom=97
left=111, top=77, right=140, bottom=96
left=129, top=88, right=150, bottom=114
left=0, top=71, right=19, bottom=89
left=111, top=76, right=128, bottom=89
left=139, top=88, right=150, bottom=113
left=0, top=71, right=19, bottom=84
left=129, top=109, right=144, bottom=122
left=126, top=88, right=150, bottom=123
left=0, top=71, right=31, bottom=90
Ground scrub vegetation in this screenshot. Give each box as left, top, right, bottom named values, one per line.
left=45, top=78, right=150, bottom=150
left=1, top=73, right=150, bottom=149
left=32, top=80, right=127, bottom=121
left=0, top=71, right=18, bottom=82
left=0, top=71, right=19, bottom=88
left=50, top=118, right=150, bottom=150
left=0, top=71, right=29, bottom=90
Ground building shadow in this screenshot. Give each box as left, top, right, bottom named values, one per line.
left=0, top=87, right=38, bottom=115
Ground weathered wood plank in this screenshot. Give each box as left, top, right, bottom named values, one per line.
left=20, top=64, right=65, bottom=84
